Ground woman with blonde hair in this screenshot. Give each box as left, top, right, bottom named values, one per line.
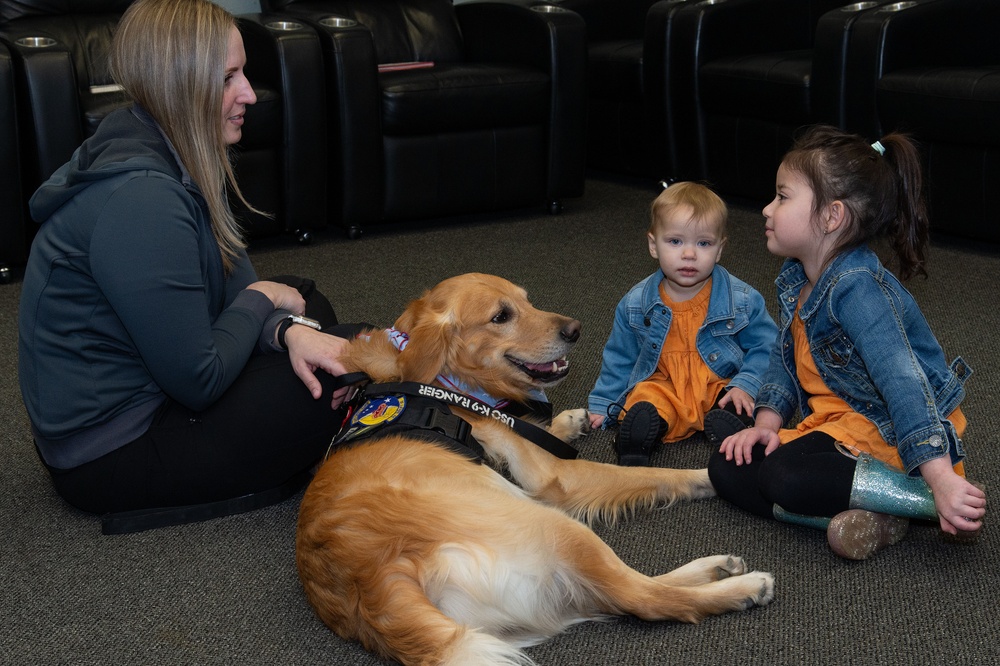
left=18, top=0, right=360, bottom=533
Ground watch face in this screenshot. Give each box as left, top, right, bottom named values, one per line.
left=293, top=315, right=322, bottom=329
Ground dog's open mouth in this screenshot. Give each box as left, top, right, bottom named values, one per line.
left=507, top=355, right=570, bottom=384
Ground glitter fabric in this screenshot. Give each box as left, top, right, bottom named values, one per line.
left=848, top=453, right=937, bottom=519
left=773, top=505, right=831, bottom=530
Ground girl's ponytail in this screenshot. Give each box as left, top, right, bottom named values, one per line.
left=878, top=134, right=929, bottom=280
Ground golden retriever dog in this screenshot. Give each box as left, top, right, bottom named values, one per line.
left=296, top=273, right=774, bottom=666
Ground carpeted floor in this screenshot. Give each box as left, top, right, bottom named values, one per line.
left=2, top=173, right=998, bottom=665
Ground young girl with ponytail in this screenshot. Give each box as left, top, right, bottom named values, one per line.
left=705, top=125, right=986, bottom=560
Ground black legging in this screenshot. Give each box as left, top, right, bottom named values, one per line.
left=43, top=276, right=371, bottom=515
left=707, top=431, right=856, bottom=520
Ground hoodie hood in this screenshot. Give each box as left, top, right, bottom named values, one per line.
left=30, top=106, right=189, bottom=223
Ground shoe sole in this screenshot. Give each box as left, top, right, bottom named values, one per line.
left=704, top=409, right=750, bottom=443
left=827, top=509, right=909, bottom=560
left=616, top=404, right=661, bottom=466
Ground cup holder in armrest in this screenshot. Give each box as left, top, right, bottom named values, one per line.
left=320, top=16, right=358, bottom=28
left=265, top=20, right=305, bottom=31
left=16, top=36, right=57, bottom=48
left=879, top=1, right=917, bottom=11
left=841, top=2, right=880, bottom=11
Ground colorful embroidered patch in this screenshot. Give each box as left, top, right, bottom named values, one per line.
left=354, top=395, right=406, bottom=427
left=335, top=394, right=407, bottom=444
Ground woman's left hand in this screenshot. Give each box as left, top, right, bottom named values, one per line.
left=283, top=325, right=354, bottom=409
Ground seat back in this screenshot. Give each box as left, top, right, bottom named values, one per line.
left=262, top=0, right=464, bottom=63
left=554, top=0, right=659, bottom=41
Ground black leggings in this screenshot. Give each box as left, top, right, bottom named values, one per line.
left=44, top=277, right=372, bottom=515
left=707, top=431, right=856, bottom=519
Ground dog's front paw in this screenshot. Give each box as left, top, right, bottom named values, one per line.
left=550, top=408, right=590, bottom=442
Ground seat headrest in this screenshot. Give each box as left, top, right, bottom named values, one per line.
left=1, top=0, right=135, bottom=24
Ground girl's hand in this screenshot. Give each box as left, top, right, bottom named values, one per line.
left=719, top=426, right=780, bottom=466
left=283, top=326, right=353, bottom=409
left=247, top=281, right=306, bottom=314
left=718, top=407, right=783, bottom=465
left=589, top=412, right=606, bottom=430
left=717, top=387, right=755, bottom=416
left=919, top=456, right=987, bottom=534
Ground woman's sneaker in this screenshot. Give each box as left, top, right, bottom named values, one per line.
left=615, top=401, right=668, bottom=466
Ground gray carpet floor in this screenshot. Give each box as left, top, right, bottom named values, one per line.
left=2, top=174, right=998, bottom=665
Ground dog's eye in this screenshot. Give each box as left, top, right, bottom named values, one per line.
left=491, top=308, right=511, bottom=324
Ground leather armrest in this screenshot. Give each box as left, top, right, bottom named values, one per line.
left=0, top=35, right=82, bottom=194
left=643, top=0, right=692, bottom=179
left=1, top=41, right=27, bottom=266
left=238, top=14, right=329, bottom=232
left=312, top=18, right=383, bottom=228
left=811, top=1, right=889, bottom=128
left=456, top=1, right=587, bottom=199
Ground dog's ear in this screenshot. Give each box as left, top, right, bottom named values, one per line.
left=394, top=297, right=453, bottom=384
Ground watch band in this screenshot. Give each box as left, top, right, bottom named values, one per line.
left=276, top=314, right=322, bottom=350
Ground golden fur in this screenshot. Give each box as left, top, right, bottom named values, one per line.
left=296, top=273, right=774, bottom=666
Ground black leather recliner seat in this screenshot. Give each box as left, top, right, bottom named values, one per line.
left=259, top=0, right=587, bottom=238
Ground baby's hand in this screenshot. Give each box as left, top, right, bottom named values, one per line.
left=718, top=387, right=755, bottom=416
left=588, top=412, right=606, bottom=430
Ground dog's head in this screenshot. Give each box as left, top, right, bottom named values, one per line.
left=392, top=273, right=580, bottom=401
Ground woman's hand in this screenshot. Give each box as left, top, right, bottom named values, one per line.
left=919, top=456, right=987, bottom=535
left=718, top=407, right=783, bottom=465
left=247, top=280, right=306, bottom=314
left=717, top=386, right=755, bottom=416
left=283, top=325, right=354, bottom=409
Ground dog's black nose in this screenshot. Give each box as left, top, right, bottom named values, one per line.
left=561, top=319, right=581, bottom=343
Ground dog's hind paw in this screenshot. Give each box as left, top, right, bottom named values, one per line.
left=550, top=408, right=590, bottom=442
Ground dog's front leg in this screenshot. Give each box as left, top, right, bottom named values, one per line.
left=474, top=416, right=714, bottom=525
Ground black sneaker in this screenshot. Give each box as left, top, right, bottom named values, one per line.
left=615, top=401, right=668, bottom=466
left=704, top=407, right=753, bottom=444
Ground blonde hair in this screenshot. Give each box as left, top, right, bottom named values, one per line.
left=109, top=0, right=260, bottom=273
left=649, top=182, right=728, bottom=239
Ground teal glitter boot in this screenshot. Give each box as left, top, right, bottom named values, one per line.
left=827, top=453, right=937, bottom=561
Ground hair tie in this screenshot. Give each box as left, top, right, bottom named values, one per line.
left=871, top=141, right=886, bottom=156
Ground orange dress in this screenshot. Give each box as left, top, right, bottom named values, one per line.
left=778, top=307, right=966, bottom=475
left=623, top=279, right=729, bottom=443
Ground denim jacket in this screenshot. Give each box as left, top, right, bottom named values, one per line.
left=589, top=266, right=778, bottom=425
left=756, top=246, right=971, bottom=475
